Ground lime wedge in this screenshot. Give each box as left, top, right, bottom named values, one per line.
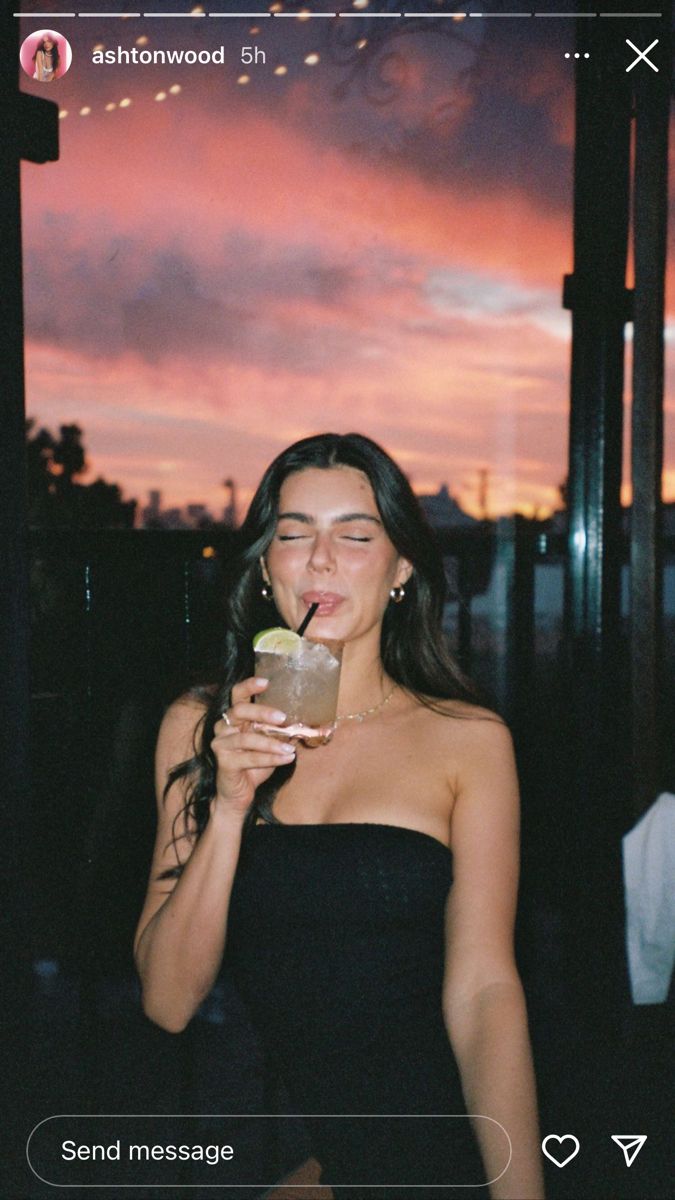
left=253, top=627, right=302, bottom=655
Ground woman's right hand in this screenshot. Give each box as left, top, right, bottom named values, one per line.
left=210, top=677, right=295, bottom=817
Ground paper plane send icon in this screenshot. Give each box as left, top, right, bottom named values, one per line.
left=611, top=1135, right=647, bottom=1167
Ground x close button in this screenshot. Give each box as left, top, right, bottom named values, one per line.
left=625, top=39, right=659, bottom=73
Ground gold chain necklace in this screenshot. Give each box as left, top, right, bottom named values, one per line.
left=335, top=684, right=397, bottom=724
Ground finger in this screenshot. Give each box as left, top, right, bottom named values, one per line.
left=235, top=753, right=296, bottom=770
left=222, top=747, right=296, bottom=770
left=213, top=717, right=238, bottom=736
left=231, top=677, right=269, bottom=706
left=230, top=702, right=287, bottom=726
left=233, top=731, right=297, bottom=756
left=213, top=729, right=296, bottom=757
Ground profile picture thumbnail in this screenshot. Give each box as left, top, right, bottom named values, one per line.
left=20, top=29, right=72, bottom=83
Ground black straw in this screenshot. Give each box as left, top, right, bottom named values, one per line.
left=297, top=602, right=319, bottom=637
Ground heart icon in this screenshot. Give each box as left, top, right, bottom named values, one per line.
left=542, top=1134, right=580, bottom=1168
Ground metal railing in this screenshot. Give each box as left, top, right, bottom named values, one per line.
left=27, top=520, right=566, bottom=711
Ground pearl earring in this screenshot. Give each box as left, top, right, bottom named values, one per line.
left=390, top=585, right=406, bottom=603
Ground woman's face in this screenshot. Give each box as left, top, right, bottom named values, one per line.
left=263, top=465, right=412, bottom=645
left=43, top=38, right=54, bottom=50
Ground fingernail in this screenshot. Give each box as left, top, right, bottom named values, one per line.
left=272, top=710, right=286, bottom=723
left=280, top=744, right=295, bottom=755
left=255, top=677, right=269, bottom=686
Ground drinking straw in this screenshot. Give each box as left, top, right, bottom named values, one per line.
left=297, top=602, right=320, bottom=637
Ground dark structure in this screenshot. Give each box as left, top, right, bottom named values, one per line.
left=2, top=13, right=58, bottom=1014
left=562, top=3, right=671, bottom=1017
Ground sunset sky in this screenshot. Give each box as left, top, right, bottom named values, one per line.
left=18, top=2, right=675, bottom=521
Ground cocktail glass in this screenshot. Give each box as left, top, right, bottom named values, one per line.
left=254, top=636, right=343, bottom=741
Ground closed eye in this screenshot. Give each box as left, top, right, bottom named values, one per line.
left=277, top=533, right=372, bottom=542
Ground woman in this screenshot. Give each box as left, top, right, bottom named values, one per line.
left=134, top=432, right=545, bottom=1198
left=32, top=36, right=60, bottom=82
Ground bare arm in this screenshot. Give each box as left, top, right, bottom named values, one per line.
left=442, top=719, right=545, bottom=1199
left=133, top=681, right=295, bottom=1033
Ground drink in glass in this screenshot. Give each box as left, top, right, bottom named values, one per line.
left=253, top=631, right=343, bottom=739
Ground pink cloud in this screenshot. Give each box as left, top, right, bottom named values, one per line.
left=21, top=71, right=675, bottom=517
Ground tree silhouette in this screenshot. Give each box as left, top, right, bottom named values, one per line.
left=25, top=420, right=136, bottom=528
left=51, top=423, right=87, bottom=492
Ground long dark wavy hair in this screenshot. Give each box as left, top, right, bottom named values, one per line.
left=158, top=432, right=498, bottom=881
left=33, top=36, right=61, bottom=75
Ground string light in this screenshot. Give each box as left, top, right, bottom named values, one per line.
left=64, top=88, right=184, bottom=121
left=64, top=22, right=338, bottom=128
left=297, top=8, right=311, bottom=19
left=353, top=0, right=369, bottom=8
left=356, top=37, right=367, bottom=49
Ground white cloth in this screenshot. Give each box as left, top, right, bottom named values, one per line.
left=622, top=791, right=675, bottom=1004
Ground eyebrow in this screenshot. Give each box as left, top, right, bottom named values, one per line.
left=277, top=511, right=382, bottom=526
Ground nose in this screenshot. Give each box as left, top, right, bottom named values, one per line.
left=307, top=530, right=336, bottom=573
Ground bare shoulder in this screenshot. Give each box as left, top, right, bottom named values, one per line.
left=402, top=695, right=512, bottom=804
left=156, top=692, right=210, bottom=779
left=410, top=694, right=509, bottom=746
left=159, top=690, right=209, bottom=735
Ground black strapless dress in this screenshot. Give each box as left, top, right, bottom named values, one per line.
left=223, top=822, right=486, bottom=1194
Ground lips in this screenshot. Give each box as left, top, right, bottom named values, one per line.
left=301, top=591, right=345, bottom=615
